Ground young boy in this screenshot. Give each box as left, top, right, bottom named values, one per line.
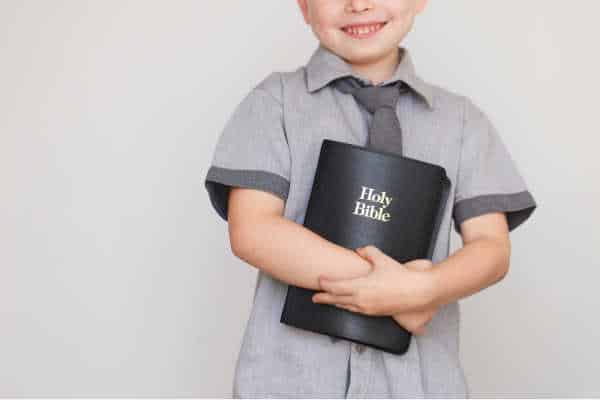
left=205, top=0, right=537, bottom=397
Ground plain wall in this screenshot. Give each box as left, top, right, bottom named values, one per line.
left=1, top=0, right=599, bottom=397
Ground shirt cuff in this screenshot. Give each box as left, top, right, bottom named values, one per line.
left=205, top=165, right=291, bottom=221
left=452, top=190, right=537, bottom=233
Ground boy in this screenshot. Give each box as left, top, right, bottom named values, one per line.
left=204, top=0, right=537, bottom=397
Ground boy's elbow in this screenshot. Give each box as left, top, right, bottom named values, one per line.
left=228, top=218, right=269, bottom=267
left=228, top=222, right=253, bottom=260
left=494, top=237, right=512, bottom=282
left=498, top=260, right=510, bottom=281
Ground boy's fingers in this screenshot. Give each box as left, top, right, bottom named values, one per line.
left=313, top=293, right=355, bottom=306
left=335, top=304, right=361, bottom=313
left=355, top=247, right=374, bottom=267
left=357, top=245, right=399, bottom=269
left=356, top=245, right=381, bottom=262
left=319, top=276, right=361, bottom=295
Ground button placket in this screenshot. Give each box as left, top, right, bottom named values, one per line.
left=346, top=341, right=374, bottom=397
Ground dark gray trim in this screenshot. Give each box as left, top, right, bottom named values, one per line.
left=205, top=166, right=290, bottom=221
left=453, top=190, right=537, bottom=233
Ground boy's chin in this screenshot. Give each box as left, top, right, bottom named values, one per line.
left=331, top=42, right=400, bottom=63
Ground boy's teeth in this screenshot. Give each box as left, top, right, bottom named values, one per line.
left=345, top=23, right=383, bottom=36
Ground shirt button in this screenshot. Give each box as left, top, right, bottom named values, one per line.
left=354, top=343, right=365, bottom=354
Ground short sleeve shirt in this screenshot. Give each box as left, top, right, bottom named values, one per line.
left=204, top=44, right=537, bottom=398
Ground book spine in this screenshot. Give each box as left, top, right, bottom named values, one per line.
left=425, top=175, right=451, bottom=260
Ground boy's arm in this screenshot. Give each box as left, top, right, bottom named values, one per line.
left=425, top=211, right=511, bottom=308
left=227, top=187, right=373, bottom=291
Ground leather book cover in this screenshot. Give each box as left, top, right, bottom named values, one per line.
left=280, top=139, right=451, bottom=355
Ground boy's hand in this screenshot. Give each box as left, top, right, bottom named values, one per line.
left=312, top=245, right=437, bottom=317
left=391, top=257, right=438, bottom=336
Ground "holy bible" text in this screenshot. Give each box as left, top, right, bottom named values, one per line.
left=352, top=185, right=393, bottom=222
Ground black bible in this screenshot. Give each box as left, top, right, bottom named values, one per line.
left=280, top=139, right=451, bottom=355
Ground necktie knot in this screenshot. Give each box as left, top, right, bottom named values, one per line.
left=333, top=77, right=407, bottom=114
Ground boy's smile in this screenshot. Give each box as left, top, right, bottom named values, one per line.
left=341, top=21, right=388, bottom=39
left=297, top=0, right=428, bottom=84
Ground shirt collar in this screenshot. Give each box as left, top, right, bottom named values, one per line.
left=305, top=43, right=435, bottom=109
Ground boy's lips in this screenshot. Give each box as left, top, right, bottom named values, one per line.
left=341, top=21, right=388, bottom=39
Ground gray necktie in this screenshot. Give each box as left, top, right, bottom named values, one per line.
left=333, top=77, right=408, bottom=155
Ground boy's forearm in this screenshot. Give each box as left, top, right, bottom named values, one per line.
left=230, top=215, right=372, bottom=290
left=425, top=237, right=511, bottom=308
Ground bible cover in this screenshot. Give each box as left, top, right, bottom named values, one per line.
left=280, top=139, right=451, bottom=355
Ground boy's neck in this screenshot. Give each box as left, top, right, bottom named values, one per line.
left=345, top=47, right=400, bottom=86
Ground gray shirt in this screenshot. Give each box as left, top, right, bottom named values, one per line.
left=205, top=43, right=537, bottom=398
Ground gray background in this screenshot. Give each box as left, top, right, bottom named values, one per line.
left=2, top=0, right=599, bottom=397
